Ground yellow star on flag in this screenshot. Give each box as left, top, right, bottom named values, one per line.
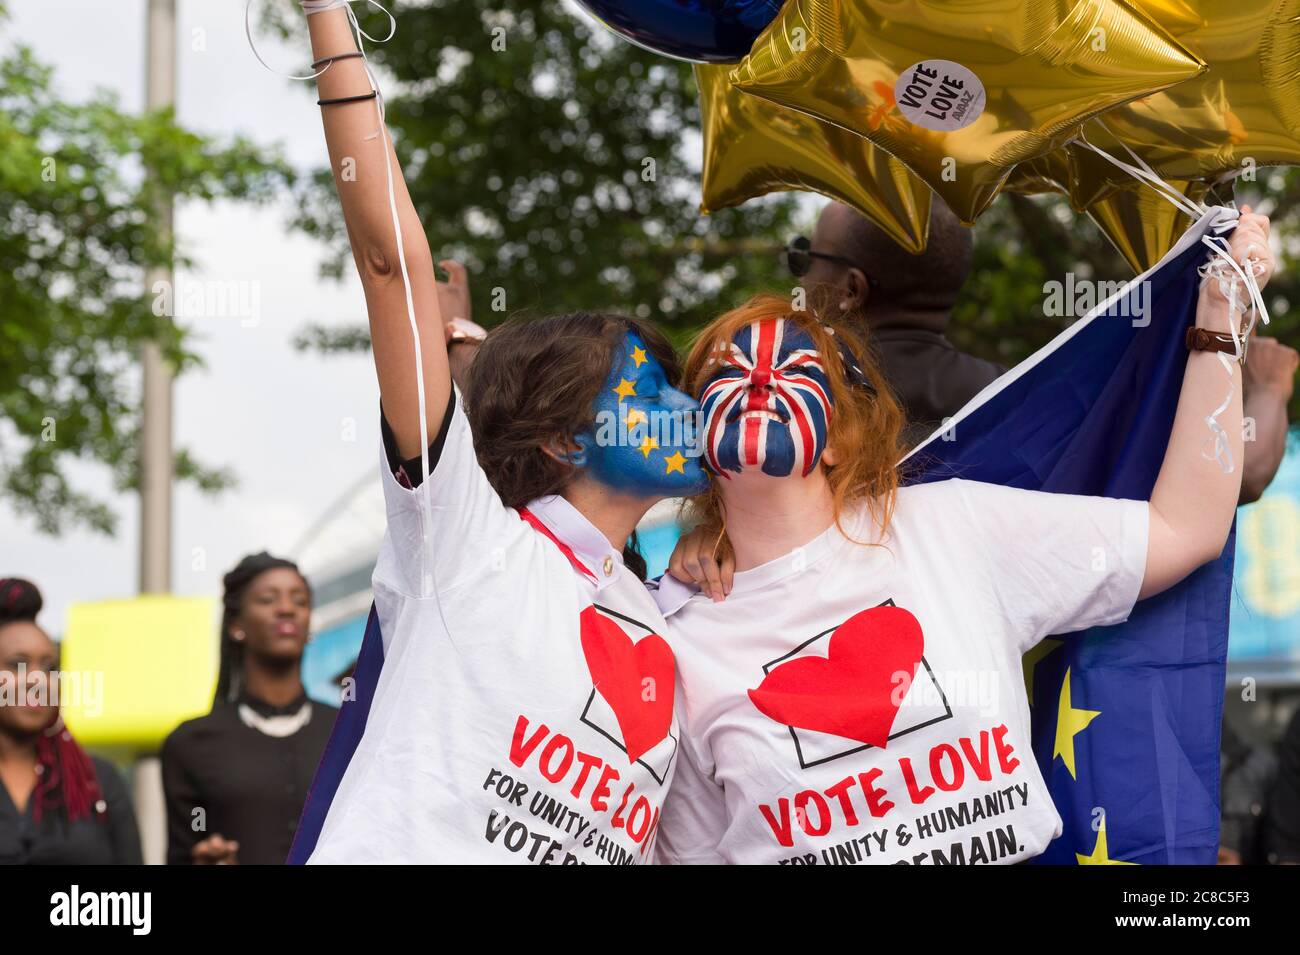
left=1054, top=666, right=1100, bottom=780
left=663, top=451, right=687, bottom=475
left=1076, top=820, right=1136, bottom=866
left=630, top=346, right=648, bottom=368
left=613, top=378, right=636, bottom=401
left=638, top=437, right=659, bottom=459
left=625, top=407, right=647, bottom=429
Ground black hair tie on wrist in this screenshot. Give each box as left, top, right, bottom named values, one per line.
left=317, top=90, right=378, bottom=107
left=311, top=51, right=365, bottom=69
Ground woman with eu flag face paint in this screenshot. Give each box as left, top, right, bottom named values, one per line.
left=652, top=212, right=1273, bottom=864
left=294, top=3, right=707, bottom=864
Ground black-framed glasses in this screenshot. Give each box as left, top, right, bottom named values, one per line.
left=784, top=235, right=859, bottom=279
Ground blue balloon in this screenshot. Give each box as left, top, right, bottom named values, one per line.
left=574, top=0, right=783, bottom=64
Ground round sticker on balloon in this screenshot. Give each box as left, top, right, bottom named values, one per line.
left=893, top=60, right=986, bottom=132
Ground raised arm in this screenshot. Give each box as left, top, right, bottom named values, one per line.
left=305, top=6, right=449, bottom=460
left=1140, top=209, right=1274, bottom=599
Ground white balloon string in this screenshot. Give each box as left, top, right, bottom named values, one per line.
left=1195, top=233, right=1268, bottom=473
left=247, top=0, right=435, bottom=583
left=246, top=0, right=394, bottom=80
left=1068, top=128, right=1270, bottom=475
left=1074, top=124, right=1208, bottom=221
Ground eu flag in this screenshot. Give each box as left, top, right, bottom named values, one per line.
left=289, top=605, right=384, bottom=864
left=903, top=207, right=1236, bottom=864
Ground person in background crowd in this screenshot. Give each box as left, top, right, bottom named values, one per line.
left=1239, top=335, right=1298, bottom=504
left=1218, top=718, right=1278, bottom=864
left=161, top=553, right=336, bottom=864
left=789, top=200, right=1004, bottom=449
left=436, top=259, right=487, bottom=391
left=1264, top=707, right=1300, bottom=863
left=794, top=200, right=1297, bottom=501
left=0, top=578, right=141, bottom=865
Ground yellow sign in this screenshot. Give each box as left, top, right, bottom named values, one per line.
left=61, top=596, right=218, bottom=751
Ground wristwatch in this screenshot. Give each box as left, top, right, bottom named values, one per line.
left=1185, top=326, right=1246, bottom=363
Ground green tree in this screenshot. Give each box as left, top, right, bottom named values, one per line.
left=0, top=32, right=292, bottom=534
left=286, top=0, right=799, bottom=353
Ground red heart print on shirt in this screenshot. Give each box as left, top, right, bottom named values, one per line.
left=748, top=605, right=924, bottom=748
left=579, top=606, right=675, bottom=764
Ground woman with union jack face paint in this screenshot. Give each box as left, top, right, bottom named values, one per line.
left=699, top=319, right=838, bottom=480
left=652, top=224, right=1270, bottom=863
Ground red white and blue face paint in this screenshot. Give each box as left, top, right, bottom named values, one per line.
left=700, top=318, right=834, bottom=478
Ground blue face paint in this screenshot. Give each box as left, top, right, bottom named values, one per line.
left=699, top=318, right=834, bottom=478
left=576, top=332, right=709, bottom=497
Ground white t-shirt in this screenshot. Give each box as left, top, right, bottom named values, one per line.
left=652, top=478, right=1148, bottom=865
left=307, top=394, right=681, bottom=864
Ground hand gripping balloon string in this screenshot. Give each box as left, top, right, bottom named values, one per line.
left=1195, top=233, right=1269, bottom=473
left=1072, top=128, right=1270, bottom=475
left=247, top=0, right=437, bottom=586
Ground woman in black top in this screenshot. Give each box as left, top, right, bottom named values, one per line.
left=0, top=578, right=142, bottom=865
left=161, top=552, right=337, bottom=864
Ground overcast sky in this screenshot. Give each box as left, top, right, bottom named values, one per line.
left=3, top=0, right=384, bottom=632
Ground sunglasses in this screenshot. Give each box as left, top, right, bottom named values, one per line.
left=784, top=235, right=861, bottom=279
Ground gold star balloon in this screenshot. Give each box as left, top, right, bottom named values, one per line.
left=1084, top=177, right=1211, bottom=271
left=1003, top=150, right=1078, bottom=205
left=1066, top=0, right=1300, bottom=207
left=1004, top=150, right=1208, bottom=272
left=727, top=0, right=1207, bottom=223
left=1134, top=0, right=1204, bottom=31
left=696, top=63, right=932, bottom=253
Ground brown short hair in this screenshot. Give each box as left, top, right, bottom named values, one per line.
left=680, top=292, right=907, bottom=560
left=464, top=312, right=681, bottom=580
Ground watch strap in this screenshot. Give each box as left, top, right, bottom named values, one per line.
left=1185, top=326, right=1244, bottom=362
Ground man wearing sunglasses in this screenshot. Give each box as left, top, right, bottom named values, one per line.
left=785, top=200, right=1005, bottom=448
